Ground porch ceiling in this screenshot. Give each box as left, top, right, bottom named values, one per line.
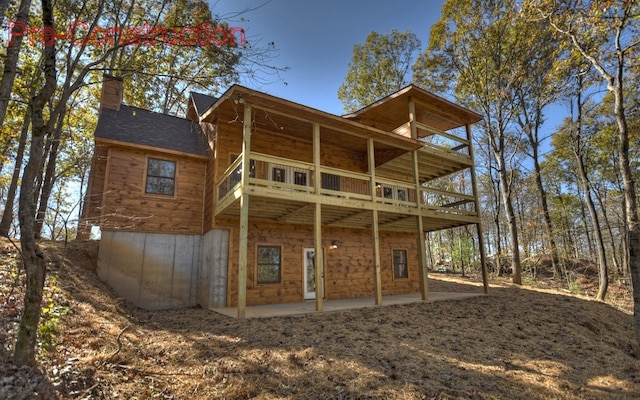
left=375, top=146, right=473, bottom=184
left=202, top=85, right=424, bottom=154
left=216, top=195, right=477, bottom=233
left=343, top=85, right=483, bottom=134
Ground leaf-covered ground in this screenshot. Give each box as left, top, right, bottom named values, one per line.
left=1, top=238, right=639, bottom=399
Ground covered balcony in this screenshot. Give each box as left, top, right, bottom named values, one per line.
left=200, top=84, right=487, bottom=317
left=215, top=146, right=480, bottom=232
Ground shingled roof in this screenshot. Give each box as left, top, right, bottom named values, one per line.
left=190, top=92, right=218, bottom=116
left=95, top=105, right=208, bottom=156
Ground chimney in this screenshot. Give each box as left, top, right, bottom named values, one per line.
left=100, top=74, right=123, bottom=112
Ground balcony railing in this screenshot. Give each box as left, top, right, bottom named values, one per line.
left=216, top=151, right=477, bottom=218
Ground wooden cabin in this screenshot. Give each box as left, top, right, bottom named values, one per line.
left=79, top=76, right=487, bottom=317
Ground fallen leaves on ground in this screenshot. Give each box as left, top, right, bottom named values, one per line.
left=1, top=238, right=639, bottom=399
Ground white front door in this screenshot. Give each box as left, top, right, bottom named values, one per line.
left=304, top=248, right=317, bottom=300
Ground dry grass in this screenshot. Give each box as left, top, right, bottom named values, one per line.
left=1, top=238, right=640, bottom=399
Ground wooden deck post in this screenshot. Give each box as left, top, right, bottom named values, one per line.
left=313, top=123, right=322, bottom=196
left=408, top=97, right=417, bottom=140
left=413, top=150, right=429, bottom=300
left=466, top=124, right=489, bottom=294
left=314, top=203, right=324, bottom=311
left=409, top=99, right=429, bottom=300
left=238, top=104, right=252, bottom=318
left=313, top=123, right=324, bottom=311
left=368, top=138, right=382, bottom=305
left=372, top=209, right=382, bottom=305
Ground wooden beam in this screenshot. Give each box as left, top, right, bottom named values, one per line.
left=314, top=202, right=324, bottom=311
left=372, top=209, right=382, bottom=305
left=368, top=138, right=377, bottom=203
left=415, top=121, right=470, bottom=146
left=378, top=215, right=415, bottom=229
left=408, top=97, right=418, bottom=140
left=413, top=149, right=428, bottom=300
left=248, top=100, right=422, bottom=151
left=369, top=138, right=382, bottom=305
left=313, top=123, right=324, bottom=311
left=466, top=124, right=489, bottom=295
left=441, top=199, right=475, bottom=208
left=313, top=123, right=321, bottom=196
left=326, top=210, right=371, bottom=227
left=238, top=104, right=252, bottom=319
left=451, top=143, right=469, bottom=152
left=421, top=187, right=476, bottom=202
left=420, top=143, right=473, bottom=164
left=417, top=216, right=428, bottom=301
left=238, top=194, right=249, bottom=318
left=277, top=204, right=314, bottom=222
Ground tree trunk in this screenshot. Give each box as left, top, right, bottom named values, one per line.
left=612, top=76, right=640, bottom=346
left=0, top=108, right=31, bottom=236
left=13, top=0, right=57, bottom=367
left=594, top=187, right=621, bottom=276
left=75, top=169, right=87, bottom=237
left=573, top=80, right=608, bottom=300
left=578, top=192, right=593, bottom=258
left=575, top=158, right=608, bottom=300
left=13, top=134, right=47, bottom=366
left=0, top=0, right=32, bottom=163
left=33, top=132, right=53, bottom=212
left=491, top=169, right=503, bottom=277
left=494, top=145, right=521, bottom=284
left=34, top=112, right=65, bottom=238
left=0, top=0, right=11, bottom=26
left=531, top=148, right=561, bottom=278
left=622, top=200, right=630, bottom=275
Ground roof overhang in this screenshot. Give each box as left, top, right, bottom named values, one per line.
left=95, top=137, right=210, bottom=160
left=200, top=85, right=424, bottom=152
left=343, top=85, right=483, bottom=133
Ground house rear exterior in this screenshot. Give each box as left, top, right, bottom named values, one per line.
left=79, top=76, right=487, bottom=317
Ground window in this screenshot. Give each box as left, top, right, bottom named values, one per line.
left=146, top=158, right=176, bottom=195
left=393, top=249, right=408, bottom=279
left=257, top=246, right=281, bottom=284
left=380, top=184, right=409, bottom=203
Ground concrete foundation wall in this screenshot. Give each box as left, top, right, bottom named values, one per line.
left=98, top=230, right=228, bottom=310
left=199, top=229, right=229, bottom=308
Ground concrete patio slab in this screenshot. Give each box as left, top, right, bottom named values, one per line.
left=212, top=292, right=484, bottom=318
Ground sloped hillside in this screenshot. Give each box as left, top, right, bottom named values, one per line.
left=1, top=238, right=640, bottom=399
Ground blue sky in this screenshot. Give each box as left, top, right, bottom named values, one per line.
left=212, top=0, right=446, bottom=115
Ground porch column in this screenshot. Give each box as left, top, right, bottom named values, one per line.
left=408, top=97, right=417, bottom=139
left=368, top=138, right=382, bottom=305
left=314, top=203, right=324, bottom=311
left=238, top=104, right=252, bottom=318
left=313, top=123, right=324, bottom=311
left=409, top=97, right=429, bottom=300
left=413, top=149, right=429, bottom=300
left=466, top=123, right=489, bottom=294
